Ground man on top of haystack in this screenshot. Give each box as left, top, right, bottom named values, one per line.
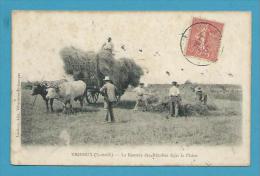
left=101, top=37, right=114, bottom=54
left=167, top=81, right=181, bottom=118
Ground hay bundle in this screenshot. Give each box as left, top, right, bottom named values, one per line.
left=149, top=102, right=217, bottom=116
left=61, top=47, right=96, bottom=74
left=60, top=47, right=143, bottom=95
left=143, top=95, right=168, bottom=112
left=184, top=104, right=210, bottom=116
left=146, top=95, right=160, bottom=104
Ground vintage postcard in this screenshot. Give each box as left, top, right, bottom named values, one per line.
left=11, top=11, right=251, bottom=166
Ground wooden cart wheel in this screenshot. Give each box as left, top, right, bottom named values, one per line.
left=86, top=91, right=99, bottom=104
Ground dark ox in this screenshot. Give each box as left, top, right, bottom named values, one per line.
left=31, top=83, right=54, bottom=112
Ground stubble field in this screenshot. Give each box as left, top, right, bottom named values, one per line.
left=21, top=84, right=242, bottom=146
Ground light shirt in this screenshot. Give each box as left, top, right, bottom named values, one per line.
left=100, top=82, right=117, bottom=102
left=169, top=86, right=180, bottom=96
left=133, top=87, right=146, bottom=97
left=102, top=42, right=114, bottom=51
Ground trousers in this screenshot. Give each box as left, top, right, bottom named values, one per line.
left=169, top=96, right=180, bottom=117
left=104, top=101, right=115, bottom=122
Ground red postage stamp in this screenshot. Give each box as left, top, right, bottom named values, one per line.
left=185, top=18, right=224, bottom=62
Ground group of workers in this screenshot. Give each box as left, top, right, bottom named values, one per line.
left=99, top=76, right=206, bottom=123
left=132, top=81, right=182, bottom=118
left=99, top=37, right=205, bottom=122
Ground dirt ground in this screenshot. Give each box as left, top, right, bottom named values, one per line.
left=21, top=87, right=242, bottom=146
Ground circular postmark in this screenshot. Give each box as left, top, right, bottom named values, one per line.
left=180, top=21, right=223, bottom=66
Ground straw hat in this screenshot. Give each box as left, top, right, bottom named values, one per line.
left=103, top=76, right=111, bottom=81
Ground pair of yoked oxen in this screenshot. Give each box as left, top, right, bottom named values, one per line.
left=31, top=80, right=87, bottom=113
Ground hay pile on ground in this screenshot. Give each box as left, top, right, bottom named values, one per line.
left=149, top=101, right=218, bottom=116
left=141, top=94, right=218, bottom=116
left=60, top=47, right=143, bottom=95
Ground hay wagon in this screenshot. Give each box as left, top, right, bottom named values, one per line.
left=62, top=48, right=142, bottom=104
left=71, top=58, right=122, bottom=104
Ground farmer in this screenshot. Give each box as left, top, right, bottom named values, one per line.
left=194, top=86, right=203, bottom=102
left=194, top=86, right=207, bottom=104
left=167, top=81, right=181, bottom=118
left=100, top=76, right=117, bottom=123
left=101, top=37, right=114, bottom=54
left=133, top=83, right=148, bottom=111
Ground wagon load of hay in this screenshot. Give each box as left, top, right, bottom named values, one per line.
left=60, top=46, right=144, bottom=95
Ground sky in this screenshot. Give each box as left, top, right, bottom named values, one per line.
left=12, top=11, right=251, bottom=84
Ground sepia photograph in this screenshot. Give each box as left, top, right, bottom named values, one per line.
left=11, top=11, right=251, bottom=166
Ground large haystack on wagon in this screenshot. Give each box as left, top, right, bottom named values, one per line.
left=60, top=47, right=143, bottom=104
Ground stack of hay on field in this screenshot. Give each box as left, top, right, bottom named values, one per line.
left=60, top=47, right=144, bottom=95
left=141, top=84, right=218, bottom=116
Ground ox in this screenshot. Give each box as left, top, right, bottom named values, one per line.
left=31, top=83, right=54, bottom=112
left=46, top=80, right=86, bottom=112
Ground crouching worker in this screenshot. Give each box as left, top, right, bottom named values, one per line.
left=133, top=83, right=148, bottom=112
left=167, top=81, right=181, bottom=118
left=100, top=76, right=117, bottom=123
left=194, top=86, right=207, bottom=105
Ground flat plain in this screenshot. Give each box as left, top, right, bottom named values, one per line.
left=21, top=84, right=242, bottom=146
